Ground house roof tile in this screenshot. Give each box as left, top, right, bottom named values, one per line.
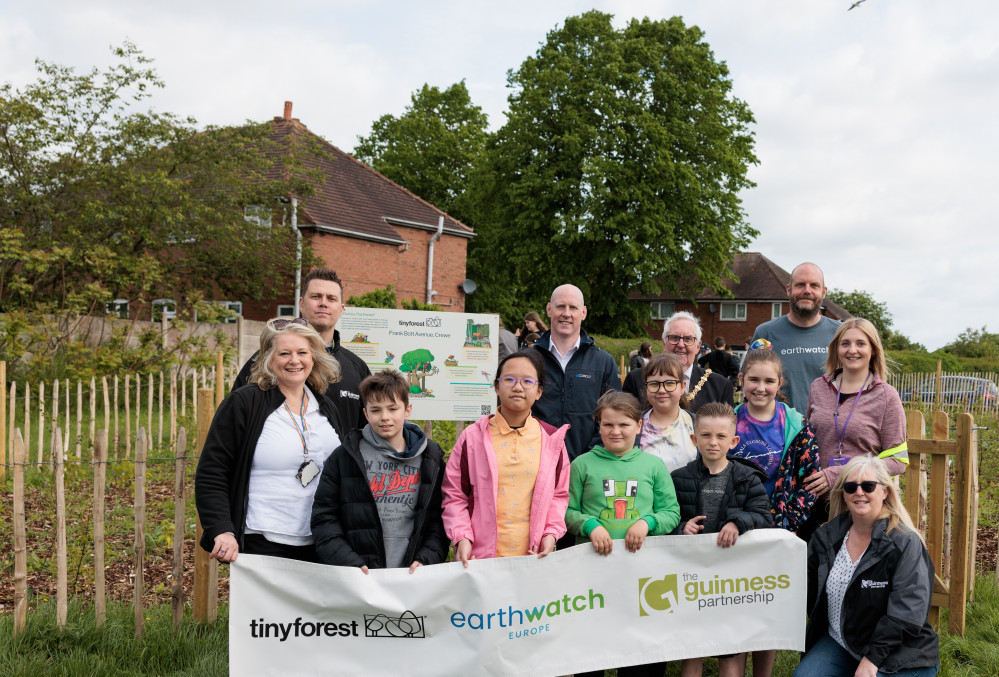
left=265, top=114, right=473, bottom=244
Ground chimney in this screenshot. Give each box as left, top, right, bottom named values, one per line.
left=283, top=101, right=293, bottom=120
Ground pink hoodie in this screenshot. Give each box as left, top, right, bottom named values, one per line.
left=442, top=415, right=570, bottom=559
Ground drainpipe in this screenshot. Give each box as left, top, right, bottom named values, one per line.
left=426, top=215, right=444, bottom=304
left=292, top=197, right=301, bottom=316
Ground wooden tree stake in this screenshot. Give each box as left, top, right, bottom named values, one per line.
left=54, top=429, right=67, bottom=630
left=172, top=428, right=188, bottom=627
left=134, top=428, right=147, bottom=639
left=94, top=430, right=108, bottom=627
left=13, top=430, right=27, bottom=636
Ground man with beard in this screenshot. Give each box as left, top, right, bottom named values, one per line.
left=623, top=311, right=733, bottom=413
left=751, top=262, right=841, bottom=410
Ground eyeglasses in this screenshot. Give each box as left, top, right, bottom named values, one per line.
left=498, top=376, right=539, bottom=390
left=645, top=379, right=681, bottom=393
left=843, top=480, right=880, bottom=494
left=665, top=334, right=698, bottom=346
left=267, top=317, right=309, bottom=330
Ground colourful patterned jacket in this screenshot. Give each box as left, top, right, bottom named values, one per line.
left=735, top=402, right=820, bottom=532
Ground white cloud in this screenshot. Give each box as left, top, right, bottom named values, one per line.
left=2, top=0, right=996, bottom=350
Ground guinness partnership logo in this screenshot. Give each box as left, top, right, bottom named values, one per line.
left=638, top=574, right=679, bottom=616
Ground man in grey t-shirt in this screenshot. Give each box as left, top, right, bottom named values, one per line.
left=752, top=262, right=841, bottom=410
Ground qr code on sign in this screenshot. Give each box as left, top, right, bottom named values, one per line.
left=481, top=404, right=491, bottom=415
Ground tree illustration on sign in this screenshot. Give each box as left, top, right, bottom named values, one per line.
left=399, top=348, right=438, bottom=394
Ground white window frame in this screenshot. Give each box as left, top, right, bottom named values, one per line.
left=772, top=302, right=783, bottom=319
left=106, top=298, right=129, bottom=319
left=650, top=301, right=675, bottom=320
left=720, top=301, right=747, bottom=321
left=151, top=298, right=177, bottom=322
left=243, top=205, right=272, bottom=228
left=277, top=304, right=296, bottom=317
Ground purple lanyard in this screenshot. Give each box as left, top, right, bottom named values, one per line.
left=833, top=371, right=871, bottom=457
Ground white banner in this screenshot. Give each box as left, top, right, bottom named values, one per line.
left=337, top=307, right=499, bottom=421
left=230, top=530, right=806, bottom=676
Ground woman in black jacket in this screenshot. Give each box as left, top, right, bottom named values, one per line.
left=793, top=456, right=939, bottom=677
left=195, top=318, right=344, bottom=563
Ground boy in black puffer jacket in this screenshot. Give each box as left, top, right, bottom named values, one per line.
left=311, top=370, right=448, bottom=572
left=670, top=402, right=773, bottom=677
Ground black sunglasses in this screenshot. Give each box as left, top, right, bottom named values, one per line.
left=843, top=480, right=880, bottom=494
left=267, top=317, right=309, bottom=330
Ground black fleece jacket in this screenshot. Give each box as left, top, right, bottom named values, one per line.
left=805, top=513, right=939, bottom=672
left=670, top=455, right=773, bottom=535
left=194, top=384, right=344, bottom=553
left=310, top=427, right=449, bottom=569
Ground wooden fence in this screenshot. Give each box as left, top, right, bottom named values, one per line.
left=903, top=410, right=979, bottom=635
left=0, top=359, right=239, bottom=482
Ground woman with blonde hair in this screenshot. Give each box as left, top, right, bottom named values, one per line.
left=196, top=318, right=344, bottom=563
left=794, top=456, right=938, bottom=677
left=799, top=318, right=908, bottom=541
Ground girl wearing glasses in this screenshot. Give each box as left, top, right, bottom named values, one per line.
left=442, top=350, right=570, bottom=565
left=636, top=354, right=698, bottom=472
left=795, top=456, right=939, bottom=677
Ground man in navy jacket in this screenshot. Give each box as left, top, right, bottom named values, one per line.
left=530, top=284, right=620, bottom=462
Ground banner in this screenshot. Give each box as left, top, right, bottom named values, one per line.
left=230, top=530, right=806, bottom=676
left=337, top=307, right=499, bottom=421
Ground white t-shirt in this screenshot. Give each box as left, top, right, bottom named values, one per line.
left=245, top=386, right=340, bottom=545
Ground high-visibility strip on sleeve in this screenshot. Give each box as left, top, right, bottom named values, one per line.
left=878, top=443, right=909, bottom=465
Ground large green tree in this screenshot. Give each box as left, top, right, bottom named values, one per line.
left=465, top=12, right=758, bottom=333
left=353, top=81, right=489, bottom=221
left=0, top=42, right=318, bottom=320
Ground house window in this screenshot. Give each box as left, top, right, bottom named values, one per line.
left=772, top=302, right=783, bottom=319
left=151, top=298, right=177, bottom=322
left=650, top=301, right=675, bottom=320
left=720, top=302, right=747, bottom=321
left=106, top=299, right=129, bottom=319
left=277, top=304, right=296, bottom=317
left=243, top=205, right=272, bottom=228
left=216, top=300, right=242, bottom=323
left=194, top=301, right=243, bottom=323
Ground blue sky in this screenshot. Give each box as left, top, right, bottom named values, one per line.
left=3, top=1, right=997, bottom=350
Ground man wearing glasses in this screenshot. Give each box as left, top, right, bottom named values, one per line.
left=530, top=284, right=621, bottom=462
left=623, top=311, right=734, bottom=413
left=232, top=268, right=371, bottom=431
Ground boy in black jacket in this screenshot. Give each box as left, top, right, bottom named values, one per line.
left=670, top=402, right=773, bottom=677
left=311, top=370, right=448, bottom=572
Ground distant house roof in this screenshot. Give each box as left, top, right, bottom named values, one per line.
left=633, top=252, right=852, bottom=320
left=266, top=104, right=474, bottom=245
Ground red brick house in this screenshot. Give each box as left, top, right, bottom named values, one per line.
left=238, top=102, right=474, bottom=321
left=631, top=252, right=851, bottom=349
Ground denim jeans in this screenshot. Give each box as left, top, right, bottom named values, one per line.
left=793, top=633, right=938, bottom=677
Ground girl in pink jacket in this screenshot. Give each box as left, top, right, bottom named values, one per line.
left=442, top=350, right=570, bottom=564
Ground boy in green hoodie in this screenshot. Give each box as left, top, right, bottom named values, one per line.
left=565, top=391, right=680, bottom=555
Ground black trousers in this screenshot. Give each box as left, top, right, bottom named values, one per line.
left=243, top=533, right=318, bottom=563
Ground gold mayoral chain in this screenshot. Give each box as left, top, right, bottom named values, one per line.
left=688, top=369, right=712, bottom=399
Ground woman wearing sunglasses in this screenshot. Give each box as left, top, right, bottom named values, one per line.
left=196, top=317, right=344, bottom=563
left=795, top=456, right=939, bottom=677
left=442, top=350, right=570, bottom=565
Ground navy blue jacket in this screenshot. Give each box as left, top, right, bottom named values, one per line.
left=530, top=329, right=620, bottom=460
